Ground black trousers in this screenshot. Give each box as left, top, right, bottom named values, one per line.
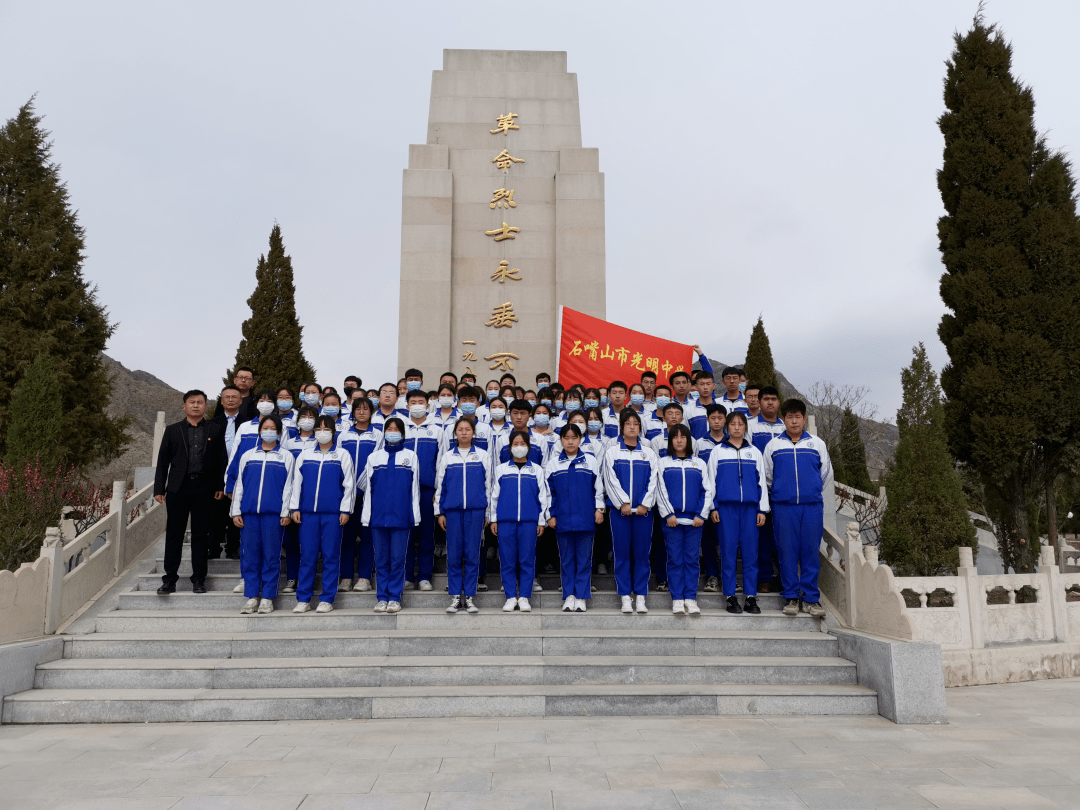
left=209, top=494, right=240, bottom=557
left=163, top=478, right=213, bottom=587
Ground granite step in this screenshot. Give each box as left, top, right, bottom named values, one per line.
left=94, top=608, right=823, bottom=634
left=35, top=654, right=858, bottom=689
left=2, top=683, right=879, bottom=723
left=67, top=629, right=839, bottom=659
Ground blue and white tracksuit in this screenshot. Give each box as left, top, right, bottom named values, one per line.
left=230, top=444, right=295, bottom=601
left=602, top=439, right=659, bottom=597
left=718, top=393, right=750, bottom=417
left=287, top=445, right=356, bottom=605
left=338, top=425, right=383, bottom=584
left=224, top=417, right=263, bottom=495
left=489, top=460, right=550, bottom=599
left=763, top=431, right=832, bottom=603
left=693, top=433, right=728, bottom=580
left=545, top=450, right=605, bottom=601
left=708, top=440, right=770, bottom=598
left=749, top=415, right=786, bottom=587
left=280, top=434, right=317, bottom=581
left=361, top=445, right=421, bottom=604
left=601, top=406, right=626, bottom=440
left=683, top=400, right=711, bottom=441
left=432, top=407, right=462, bottom=430
left=493, top=430, right=551, bottom=468
left=655, top=455, right=714, bottom=601
left=402, top=416, right=443, bottom=584
left=434, top=445, right=492, bottom=597
left=441, top=419, right=494, bottom=456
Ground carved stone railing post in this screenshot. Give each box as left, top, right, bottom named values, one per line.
left=1041, top=544, right=1069, bottom=642
left=844, top=521, right=860, bottom=627
left=40, top=527, right=65, bottom=635
left=152, top=411, right=166, bottom=467
left=110, top=480, right=127, bottom=576
left=957, top=546, right=984, bottom=650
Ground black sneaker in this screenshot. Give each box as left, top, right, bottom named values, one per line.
left=726, top=595, right=743, bottom=614
left=156, top=583, right=175, bottom=595
left=464, top=596, right=479, bottom=614
left=656, top=582, right=669, bottom=592
left=782, top=598, right=800, bottom=616
left=743, top=596, right=761, bottom=614
left=192, top=580, right=207, bottom=594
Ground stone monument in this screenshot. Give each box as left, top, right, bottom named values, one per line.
left=397, top=49, right=606, bottom=385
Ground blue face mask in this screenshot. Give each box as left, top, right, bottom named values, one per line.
left=554, top=401, right=564, bottom=412
left=406, top=380, right=422, bottom=391
left=303, top=393, right=320, bottom=406
left=526, top=399, right=537, bottom=408
left=368, top=396, right=379, bottom=407
left=600, top=396, right=609, bottom=407
left=630, top=394, right=645, bottom=407
left=484, top=389, right=496, bottom=400
left=565, top=401, right=580, bottom=412
left=584, top=398, right=599, bottom=409
left=260, top=430, right=279, bottom=445
left=541, top=399, right=552, bottom=407
left=384, top=431, right=403, bottom=444
left=534, top=413, right=550, bottom=427
left=276, top=399, right=293, bottom=412
left=738, top=381, right=747, bottom=393
left=460, top=402, right=477, bottom=415
left=321, top=406, right=339, bottom=417
left=587, top=419, right=602, bottom=434
left=656, top=396, right=671, bottom=408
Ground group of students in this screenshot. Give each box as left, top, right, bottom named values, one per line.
left=211, top=357, right=834, bottom=617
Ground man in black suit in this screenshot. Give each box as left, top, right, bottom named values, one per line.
left=154, top=390, right=228, bottom=595
left=208, top=385, right=245, bottom=559
left=233, top=367, right=259, bottom=422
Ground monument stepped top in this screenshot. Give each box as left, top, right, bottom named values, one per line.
left=442, top=49, right=568, bottom=74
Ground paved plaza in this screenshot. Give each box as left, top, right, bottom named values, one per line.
left=1, top=678, right=1078, bottom=809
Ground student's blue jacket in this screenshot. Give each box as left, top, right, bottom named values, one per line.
left=361, top=445, right=421, bottom=529
left=763, top=431, right=833, bottom=506
left=434, top=444, right=492, bottom=513
left=602, top=438, right=659, bottom=510
left=493, top=430, right=551, bottom=468
left=707, top=439, right=770, bottom=512
left=655, top=455, right=714, bottom=522
left=337, top=424, right=383, bottom=492
left=229, top=444, right=296, bottom=518
left=544, top=450, right=605, bottom=532
left=224, top=417, right=263, bottom=494
left=749, top=414, right=786, bottom=455
left=489, top=460, right=550, bottom=525
left=287, top=445, right=356, bottom=515
left=402, top=415, right=442, bottom=490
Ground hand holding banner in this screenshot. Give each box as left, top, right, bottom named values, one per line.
left=556, top=307, right=694, bottom=388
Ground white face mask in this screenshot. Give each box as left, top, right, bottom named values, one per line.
left=489, top=408, right=506, bottom=420
left=256, top=401, right=275, bottom=416
left=297, top=417, right=315, bottom=432
left=409, top=404, right=427, bottom=419
left=314, top=430, right=333, bottom=446
left=438, top=397, right=454, bottom=409
left=511, top=445, right=529, bottom=459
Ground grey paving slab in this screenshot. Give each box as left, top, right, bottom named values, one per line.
left=552, top=790, right=682, bottom=809
left=605, top=769, right=726, bottom=790
left=674, top=788, right=808, bottom=808
left=296, top=796, right=429, bottom=810
left=491, top=771, right=610, bottom=791
left=439, top=756, right=551, bottom=772
left=369, top=772, right=493, bottom=793
left=247, top=774, right=379, bottom=794
left=170, top=799, right=306, bottom=810
left=548, top=754, right=659, bottom=773
left=718, top=768, right=843, bottom=789
left=940, top=767, right=1077, bottom=787
left=129, top=777, right=262, bottom=796
left=42, top=801, right=181, bottom=810
left=795, top=786, right=937, bottom=808
left=912, top=785, right=1060, bottom=806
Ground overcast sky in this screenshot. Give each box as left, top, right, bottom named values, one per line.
left=4, top=1, right=1078, bottom=418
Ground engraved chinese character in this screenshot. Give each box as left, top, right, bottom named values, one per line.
left=484, top=222, right=520, bottom=242
left=569, top=340, right=583, bottom=356
left=463, top=350, right=478, bottom=362
left=490, top=113, right=519, bottom=135
left=465, top=366, right=475, bottom=375
left=485, top=352, right=520, bottom=371
left=485, top=302, right=518, bottom=328
left=616, top=347, right=630, bottom=365
left=491, top=260, right=521, bottom=283
left=490, top=188, right=516, bottom=209
left=492, top=149, right=525, bottom=172
left=600, top=344, right=616, bottom=361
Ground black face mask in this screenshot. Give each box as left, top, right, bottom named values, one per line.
left=344, top=387, right=356, bottom=400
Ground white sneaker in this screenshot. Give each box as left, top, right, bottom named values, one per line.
left=503, top=598, right=518, bottom=612
left=355, top=578, right=372, bottom=592
left=621, top=595, right=633, bottom=614
left=339, top=578, right=352, bottom=592
left=418, top=580, right=433, bottom=591
left=562, top=596, right=575, bottom=612
left=685, top=599, right=701, bottom=615
left=402, top=581, right=415, bottom=591
left=533, top=579, right=543, bottom=592
left=672, top=599, right=685, bottom=615
left=386, top=600, right=401, bottom=613
left=293, top=601, right=310, bottom=613
left=373, top=601, right=388, bottom=613
left=574, top=599, right=587, bottom=612
left=240, top=598, right=259, bottom=614
left=635, top=595, right=648, bottom=614
left=315, top=601, right=333, bottom=613
left=518, top=597, right=532, bottom=612
left=257, top=598, right=274, bottom=614
left=233, top=581, right=245, bottom=593
left=281, top=580, right=297, bottom=594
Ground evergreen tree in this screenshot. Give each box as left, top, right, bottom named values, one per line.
left=880, top=344, right=976, bottom=576
left=0, top=99, right=128, bottom=467
left=743, top=315, right=779, bottom=391
left=937, top=15, right=1080, bottom=572
left=835, top=408, right=874, bottom=493
left=6, top=353, right=63, bottom=470
left=224, top=224, right=316, bottom=392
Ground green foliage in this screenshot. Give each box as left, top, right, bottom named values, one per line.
left=224, top=224, right=316, bottom=393
left=936, top=16, right=1080, bottom=572
left=6, top=353, right=63, bottom=470
left=743, top=315, right=779, bottom=391
left=880, top=345, right=976, bottom=576
left=834, top=408, right=874, bottom=493
left=0, top=99, right=128, bottom=467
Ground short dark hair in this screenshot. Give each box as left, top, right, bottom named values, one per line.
left=383, top=417, right=405, bottom=435
left=441, top=371, right=458, bottom=383
left=509, top=398, right=533, bottom=414
left=669, top=371, right=690, bottom=385
left=276, top=386, right=294, bottom=399
left=781, top=398, right=807, bottom=417
left=608, top=380, right=627, bottom=393
left=461, top=373, right=476, bottom=383
left=744, top=384, right=761, bottom=396
left=656, top=384, right=671, bottom=395
left=508, top=429, right=531, bottom=449
left=696, top=370, right=714, bottom=382
left=760, top=386, right=780, bottom=399
left=405, top=368, right=423, bottom=379
left=407, top=390, right=429, bottom=403
left=452, top=416, right=476, bottom=437
left=721, top=366, right=742, bottom=378
left=705, top=403, right=728, bottom=417
left=297, top=404, right=319, bottom=420
left=183, top=389, right=207, bottom=402
left=560, top=422, right=583, bottom=439
left=344, top=375, right=362, bottom=386
left=314, top=415, right=337, bottom=434
left=536, top=372, right=551, bottom=382
left=641, top=370, right=657, bottom=381
left=258, top=414, right=283, bottom=434
left=667, top=423, right=693, bottom=458
left=255, top=387, right=276, bottom=403
left=618, top=408, right=643, bottom=433
left=726, top=411, right=749, bottom=430
left=219, top=385, right=240, bottom=396
left=351, top=397, right=373, bottom=417
left=437, top=384, right=455, bottom=396
left=663, top=402, right=685, bottom=415
left=379, top=382, right=398, bottom=394
left=236, top=367, right=255, bottom=378
left=500, top=373, right=517, bottom=384
left=456, top=385, right=480, bottom=400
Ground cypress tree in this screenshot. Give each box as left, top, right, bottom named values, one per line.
left=0, top=99, right=128, bottom=467
left=224, top=224, right=316, bottom=393
left=880, top=344, right=976, bottom=576
left=937, top=15, right=1080, bottom=572
left=6, top=353, right=63, bottom=470
left=835, top=408, right=874, bottom=493
left=743, top=315, right=779, bottom=391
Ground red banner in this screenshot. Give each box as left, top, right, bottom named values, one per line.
left=557, top=307, right=694, bottom=388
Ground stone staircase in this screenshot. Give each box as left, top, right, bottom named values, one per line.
left=2, top=548, right=878, bottom=723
